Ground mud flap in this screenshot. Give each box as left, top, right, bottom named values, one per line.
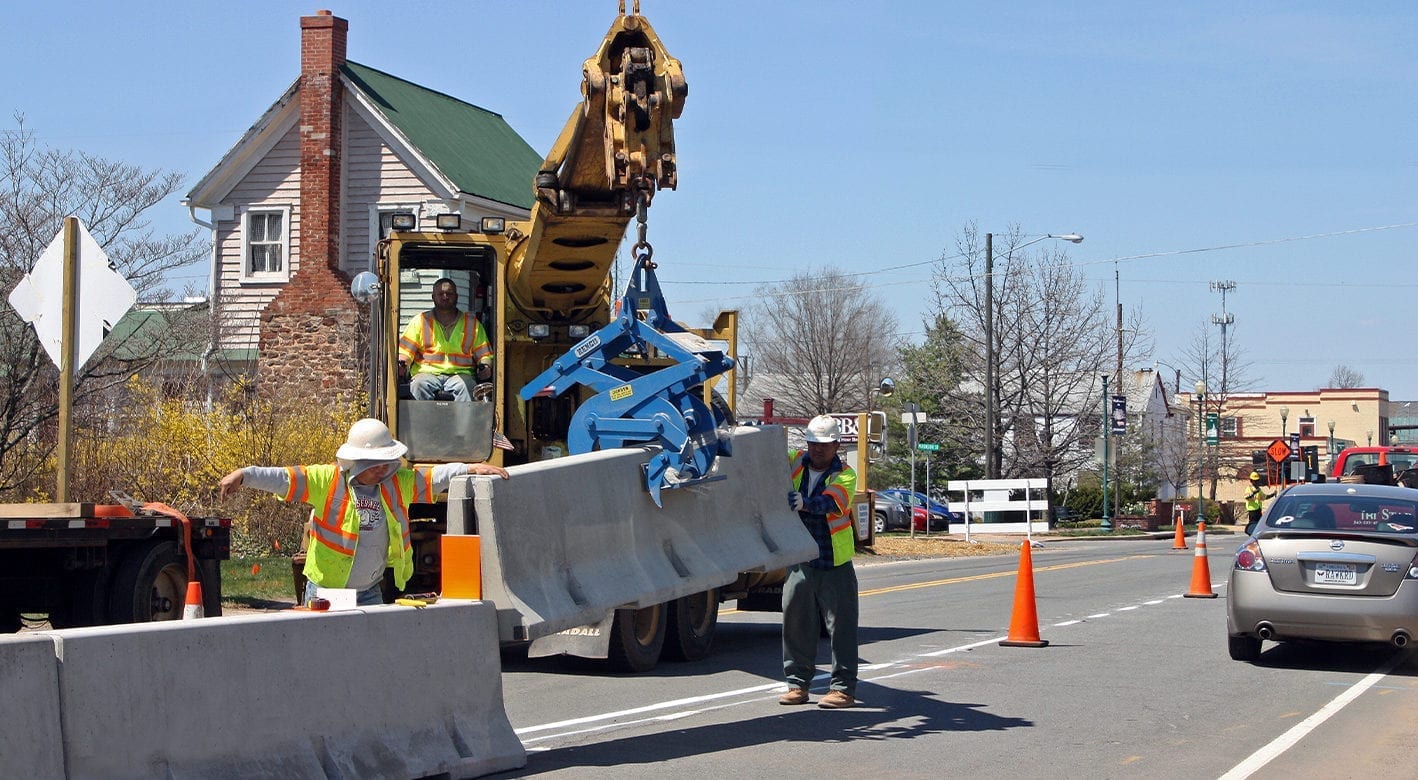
left=526, top=611, right=615, bottom=659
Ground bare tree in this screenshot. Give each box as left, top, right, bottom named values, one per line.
left=1327, top=364, right=1365, bottom=389
left=0, top=114, right=207, bottom=492
left=1178, top=320, right=1257, bottom=502
left=743, top=267, right=899, bottom=417
left=931, top=224, right=1143, bottom=483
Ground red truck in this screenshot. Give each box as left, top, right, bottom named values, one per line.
left=1330, top=446, right=1418, bottom=484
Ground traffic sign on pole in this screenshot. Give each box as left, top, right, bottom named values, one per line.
left=917, top=443, right=940, bottom=451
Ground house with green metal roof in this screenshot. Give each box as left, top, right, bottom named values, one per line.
left=181, top=10, right=541, bottom=389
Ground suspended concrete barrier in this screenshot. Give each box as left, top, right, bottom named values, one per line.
left=448, top=425, right=815, bottom=643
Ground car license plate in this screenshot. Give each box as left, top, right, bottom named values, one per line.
left=1314, top=562, right=1357, bottom=585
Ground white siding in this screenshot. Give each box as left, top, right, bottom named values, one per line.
left=213, top=128, right=302, bottom=352
left=344, top=104, right=437, bottom=275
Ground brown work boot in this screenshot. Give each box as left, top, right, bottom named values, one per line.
left=817, top=690, right=856, bottom=709
left=778, top=687, right=810, bottom=705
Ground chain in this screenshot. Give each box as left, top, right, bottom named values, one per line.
left=631, top=176, right=655, bottom=269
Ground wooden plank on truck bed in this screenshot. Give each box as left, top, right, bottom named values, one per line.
left=0, top=503, right=102, bottom=518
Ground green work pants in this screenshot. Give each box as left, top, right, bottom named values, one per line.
left=782, top=561, right=859, bottom=696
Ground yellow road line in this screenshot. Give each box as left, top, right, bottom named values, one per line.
left=721, top=554, right=1151, bottom=613
left=862, top=555, right=1147, bottom=597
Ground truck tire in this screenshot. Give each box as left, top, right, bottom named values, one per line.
left=607, top=603, right=666, bottom=673
left=107, top=540, right=187, bottom=624
left=873, top=511, right=887, bottom=534
left=48, top=568, right=108, bottom=628
left=664, top=588, right=719, bottom=662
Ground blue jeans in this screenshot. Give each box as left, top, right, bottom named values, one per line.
left=782, top=561, right=859, bottom=696
left=304, top=580, right=385, bottom=607
left=410, top=372, right=474, bottom=401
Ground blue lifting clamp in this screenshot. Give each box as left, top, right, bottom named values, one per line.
left=518, top=257, right=736, bottom=506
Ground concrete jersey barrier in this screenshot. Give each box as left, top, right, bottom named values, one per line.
left=30, top=602, right=524, bottom=779
left=448, top=424, right=815, bottom=642
left=0, top=634, right=65, bottom=777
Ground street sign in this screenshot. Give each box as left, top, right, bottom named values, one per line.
left=1205, top=412, right=1220, bottom=446
left=7, top=219, right=136, bottom=370
left=917, top=443, right=940, bottom=451
left=1266, top=438, right=1292, bottom=463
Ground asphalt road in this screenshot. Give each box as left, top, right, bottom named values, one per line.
left=487, top=536, right=1418, bottom=779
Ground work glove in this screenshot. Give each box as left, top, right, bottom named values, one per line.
left=788, top=491, right=805, bottom=512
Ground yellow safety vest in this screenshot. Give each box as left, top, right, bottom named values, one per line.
left=399, top=311, right=492, bottom=375
left=1245, top=485, right=1267, bottom=512
left=285, top=464, right=443, bottom=589
left=788, top=449, right=858, bottom=567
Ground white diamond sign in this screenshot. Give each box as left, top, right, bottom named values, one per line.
left=7, top=219, right=137, bottom=370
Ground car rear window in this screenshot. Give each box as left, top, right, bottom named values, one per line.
left=1266, top=496, right=1418, bottom=534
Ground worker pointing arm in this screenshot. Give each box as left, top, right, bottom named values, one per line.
left=218, top=418, right=507, bottom=606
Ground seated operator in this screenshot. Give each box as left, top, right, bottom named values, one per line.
left=397, top=277, right=493, bottom=402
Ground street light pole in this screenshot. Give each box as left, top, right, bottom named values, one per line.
left=1327, top=419, right=1336, bottom=473
left=983, top=231, right=1083, bottom=480
left=1101, top=374, right=1111, bottom=531
left=1280, top=405, right=1289, bottom=437
left=1195, top=380, right=1207, bottom=525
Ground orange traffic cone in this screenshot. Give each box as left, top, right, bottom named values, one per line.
left=1172, top=514, right=1188, bottom=550
left=999, top=541, right=1049, bottom=647
left=183, top=580, right=205, bottom=620
left=1184, top=521, right=1218, bottom=599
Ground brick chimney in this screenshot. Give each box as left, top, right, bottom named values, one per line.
left=298, top=8, right=345, bottom=271
left=258, top=9, right=364, bottom=402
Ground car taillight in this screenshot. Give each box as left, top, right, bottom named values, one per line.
left=1406, top=552, right=1418, bottom=580
left=1234, top=541, right=1266, bottom=572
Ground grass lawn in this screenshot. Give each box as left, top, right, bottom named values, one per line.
left=221, top=557, right=299, bottom=608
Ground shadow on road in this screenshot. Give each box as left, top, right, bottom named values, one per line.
left=489, top=685, right=1033, bottom=777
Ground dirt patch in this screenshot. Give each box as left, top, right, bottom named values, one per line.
left=864, top=534, right=1021, bottom=560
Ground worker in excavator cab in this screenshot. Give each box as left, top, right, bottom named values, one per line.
left=780, top=415, right=860, bottom=709
left=397, top=277, right=493, bottom=401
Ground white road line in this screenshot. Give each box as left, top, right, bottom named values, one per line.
left=514, top=589, right=1183, bottom=742
left=1218, top=653, right=1403, bottom=779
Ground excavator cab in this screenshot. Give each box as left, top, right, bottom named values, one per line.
left=355, top=230, right=501, bottom=465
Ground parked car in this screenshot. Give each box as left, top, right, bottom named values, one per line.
left=871, top=491, right=930, bottom=533
left=1227, top=482, right=1418, bottom=663
left=879, top=488, right=958, bottom=532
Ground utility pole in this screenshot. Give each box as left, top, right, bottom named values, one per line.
left=984, top=232, right=995, bottom=479
left=1114, top=263, right=1123, bottom=517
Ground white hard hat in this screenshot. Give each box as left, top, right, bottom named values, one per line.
left=335, top=418, right=408, bottom=462
left=804, top=415, right=841, bottom=443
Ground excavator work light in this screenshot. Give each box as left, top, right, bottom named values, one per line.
left=390, top=213, right=417, bottom=231
left=568, top=324, right=591, bottom=338
left=480, top=217, right=506, bottom=234
left=528, top=323, right=551, bottom=340
left=435, top=213, right=461, bottom=230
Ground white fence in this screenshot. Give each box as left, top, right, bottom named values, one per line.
left=946, top=478, right=1050, bottom=542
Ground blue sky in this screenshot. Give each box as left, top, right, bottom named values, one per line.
left=5, top=1, right=1415, bottom=395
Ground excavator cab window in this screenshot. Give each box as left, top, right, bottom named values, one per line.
left=389, top=242, right=499, bottom=463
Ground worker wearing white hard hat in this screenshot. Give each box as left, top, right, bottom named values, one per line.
left=780, top=414, right=860, bottom=709
left=219, top=418, right=508, bottom=606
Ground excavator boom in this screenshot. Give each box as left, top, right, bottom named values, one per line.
left=506, top=4, right=687, bottom=321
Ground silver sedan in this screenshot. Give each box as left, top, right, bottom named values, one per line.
left=1226, top=482, right=1418, bottom=662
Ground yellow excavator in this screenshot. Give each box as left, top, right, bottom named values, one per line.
left=347, top=2, right=804, bottom=672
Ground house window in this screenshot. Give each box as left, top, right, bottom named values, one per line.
left=1299, top=417, right=1315, bottom=438
left=240, top=206, right=290, bottom=282
left=1221, top=416, right=1239, bottom=438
